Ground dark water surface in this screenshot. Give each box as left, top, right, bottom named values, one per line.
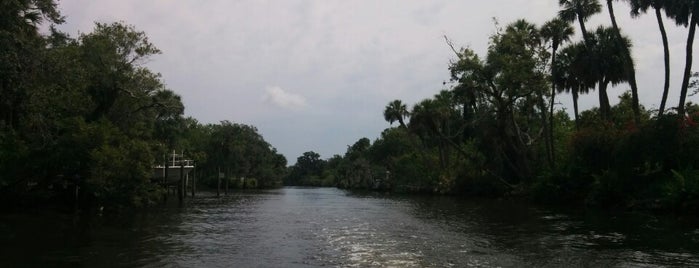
left=2, top=187, right=699, bottom=267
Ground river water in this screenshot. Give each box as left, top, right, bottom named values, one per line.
left=2, top=187, right=699, bottom=267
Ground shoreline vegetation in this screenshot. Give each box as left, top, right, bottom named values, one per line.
left=0, top=1, right=286, bottom=211
left=284, top=1, right=699, bottom=214
left=3, top=1, right=699, bottom=214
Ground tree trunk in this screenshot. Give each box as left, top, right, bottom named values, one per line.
left=398, top=117, right=406, bottom=129
left=678, top=13, right=697, bottom=116
left=178, top=164, right=184, bottom=203
left=657, top=7, right=671, bottom=116
left=549, top=46, right=558, bottom=168
left=225, top=167, right=229, bottom=195
left=599, top=80, right=612, bottom=121
left=539, top=90, right=552, bottom=169
left=217, top=166, right=221, bottom=197
left=191, top=166, right=196, bottom=197
left=573, top=87, right=580, bottom=130
left=607, top=0, right=640, bottom=124
left=577, top=7, right=590, bottom=42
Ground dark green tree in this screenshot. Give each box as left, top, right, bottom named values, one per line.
left=541, top=18, right=575, bottom=167
left=605, top=0, right=642, bottom=124
left=450, top=19, right=549, bottom=183
left=554, top=42, right=597, bottom=129
left=665, top=0, right=699, bottom=116
left=590, top=26, right=634, bottom=121
left=0, top=0, right=63, bottom=129
left=383, top=99, right=410, bottom=128
left=630, top=0, right=672, bottom=116
left=558, top=0, right=602, bottom=42
left=285, top=151, right=326, bottom=186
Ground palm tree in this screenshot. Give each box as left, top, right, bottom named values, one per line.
left=558, top=0, right=603, bottom=43
left=556, top=44, right=581, bottom=128
left=556, top=42, right=597, bottom=129
left=505, top=19, right=542, bottom=47
left=606, top=0, right=641, bottom=124
left=541, top=18, right=575, bottom=166
left=409, top=99, right=447, bottom=167
left=591, top=26, right=632, bottom=120
left=383, top=99, right=409, bottom=128
left=630, top=0, right=671, bottom=116
left=665, top=1, right=699, bottom=116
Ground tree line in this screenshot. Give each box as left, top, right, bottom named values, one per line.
left=0, top=1, right=286, bottom=209
left=286, top=0, right=699, bottom=212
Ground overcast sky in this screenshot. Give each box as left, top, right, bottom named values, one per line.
left=55, top=0, right=692, bottom=163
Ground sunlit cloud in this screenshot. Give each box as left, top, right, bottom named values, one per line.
left=262, top=86, right=308, bottom=110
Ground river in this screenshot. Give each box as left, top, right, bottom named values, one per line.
left=2, top=187, right=699, bottom=267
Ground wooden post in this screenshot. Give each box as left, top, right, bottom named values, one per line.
left=178, top=163, right=184, bottom=203
left=225, top=168, right=229, bottom=195
left=191, top=166, right=196, bottom=197
left=162, top=158, right=169, bottom=202
left=217, top=167, right=221, bottom=197
left=163, top=159, right=168, bottom=185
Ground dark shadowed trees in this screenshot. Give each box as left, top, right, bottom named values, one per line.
left=630, top=0, right=672, bottom=115
left=605, top=0, right=641, bottom=124
left=542, top=18, right=575, bottom=166
left=665, top=0, right=699, bottom=116
left=558, top=0, right=602, bottom=42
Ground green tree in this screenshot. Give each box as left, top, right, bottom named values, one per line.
left=554, top=42, right=596, bottom=129
left=605, top=0, right=642, bottom=124
left=202, top=121, right=285, bottom=188
left=558, top=0, right=603, bottom=42
left=630, top=0, right=672, bottom=116
left=409, top=95, right=460, bottom=170
left=78, top=22, right=161, bottom=122
left=0, top=0, right=63, bottom=129
left=286, top=151, right=325, bottom=186
left=541, top=18, right=575, bottom=167
left=383, top=99, right=410, bottom=128
left=665, top=1, right=699, bottom=116
left=590, top=26, right=633, bottom=121
left=450, top=19, right=549, bottom=183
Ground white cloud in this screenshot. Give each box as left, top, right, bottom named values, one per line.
left=262, top=86, right=308, bottom=110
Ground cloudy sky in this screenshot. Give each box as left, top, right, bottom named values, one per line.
left=55, top=0, right=691, bottom=163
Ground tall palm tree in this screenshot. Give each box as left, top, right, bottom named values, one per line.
left=630, top=0, right=671, bottom=116
left=505, top=19, right=542, bottom=47
left=559, top=0, right=603, bottom=43
left=556, top=42, right=597, bottom=129
left=591, top=26, right=632, bottom=120
left=606, top=0, right=641, bottom=124
left=383, top=99, right=409, bottom=128
left=556, top=44, right=581, bottom=129
left=541, top=18, right=575, bottom=166
left=665, top=1, right=699, bottom=116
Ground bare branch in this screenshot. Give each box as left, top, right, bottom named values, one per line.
left=443, top=35, right=460, bottom=57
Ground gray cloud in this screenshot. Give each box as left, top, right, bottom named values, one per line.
left=55, top=0, right=693, bottom=163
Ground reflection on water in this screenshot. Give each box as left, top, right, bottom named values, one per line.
left=1, top=187, right=698, bottom=267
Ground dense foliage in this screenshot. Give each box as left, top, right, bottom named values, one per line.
left=0, top=1, right=286, bottom=209
left=285, top=1, right=699, bottom=213
left=6, top=1, right=699, bottom=213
